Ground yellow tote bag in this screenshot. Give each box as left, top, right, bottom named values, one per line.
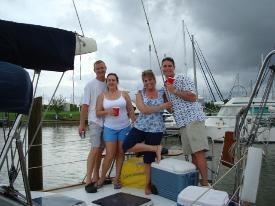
left=121, top=157, right=145, bottom=188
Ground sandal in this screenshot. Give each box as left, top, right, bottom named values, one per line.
left=113, top=182, right=122, bottom=189
left=151, top=184, right=158, bottom=195
left=113, top=179, right=122, bottom=189
left=97, top=183, right=104, bottom=189
left=85, top=182, right=97, bottom=193
left=96, top=177, right=106, bottom=189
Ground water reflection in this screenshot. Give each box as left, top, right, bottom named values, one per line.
left=42, top=125, right=89, bottom=188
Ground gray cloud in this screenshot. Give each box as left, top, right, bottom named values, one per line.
left=1, top=0, right=275, bottom=102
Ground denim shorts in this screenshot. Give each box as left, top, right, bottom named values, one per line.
left=103, top=125, right=131, bottom=142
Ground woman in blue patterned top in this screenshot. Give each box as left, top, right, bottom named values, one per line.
left=123, top=69, right=172, bottom=195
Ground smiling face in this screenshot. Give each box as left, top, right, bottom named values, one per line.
left=161, top=59, right=175, bottom=78
left=142, top=70, right=156, bottom=91
left=94, top=61, right=107, bottom=80
left=106, top=73, right=119, bottom=90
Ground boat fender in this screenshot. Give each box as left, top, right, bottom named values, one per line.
left=240, top=147, right=263, bottom=203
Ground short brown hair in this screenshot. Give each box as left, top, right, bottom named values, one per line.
left=94, top=60, right=105, bottom=68
left=162, top=57, right=175, bottom=66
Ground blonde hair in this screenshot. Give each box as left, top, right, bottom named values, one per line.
left=141, top=69, right=156, bottom=81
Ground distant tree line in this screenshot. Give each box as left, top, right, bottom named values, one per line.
left=43, top=95, right=79, bottom=119
left=204, top=102, right=221, bottom=116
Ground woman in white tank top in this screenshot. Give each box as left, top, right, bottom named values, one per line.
left=96, top=73, right=136, bottom=189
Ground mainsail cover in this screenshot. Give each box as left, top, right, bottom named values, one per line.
left=0, top=20, right=76, bottom=72
left=0, top=61, right=33, bottom=114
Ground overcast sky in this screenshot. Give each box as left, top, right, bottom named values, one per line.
left=1, top=0, right=275, bottom=103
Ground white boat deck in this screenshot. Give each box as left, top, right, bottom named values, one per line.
left=31, top=184, right=176, bottom=206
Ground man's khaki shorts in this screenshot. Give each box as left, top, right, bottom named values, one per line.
left=180, top=121, right=209, bottom=155
left=88, top=122, right=104, bottom=149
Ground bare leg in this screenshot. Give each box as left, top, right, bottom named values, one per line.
left=144, top=164, right=152, bottom=195
left=91, top=147, right=103, bottom=183
left=192, top=150, right=208, bottom=186
left=86, top=147, right=101, bottom=184
left=156, top=145, right=162, bottom=163
left=128, top=143, right=156, bottom=153
left=113, top=141, right=124, bottom=186
left=128, top=143, right=161, bottom=163
left=97, top=142, right=117, bottom=186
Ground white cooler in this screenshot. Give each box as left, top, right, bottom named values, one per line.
left=177, top=186, right=229, bottom=206
left=151, top=158, right=198, bottom=201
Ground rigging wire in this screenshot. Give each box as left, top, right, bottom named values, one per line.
left=195, top=49, right=216, bottom=101
left=185, top=25, right=224, bottom=102
left=72, top=0, right=84, bottom=36
left=193, top=44, right=216, bottom=101
left=194, top=39, right=224, bottom=101
left=140, top=0, right=171, bottom=100
left=192, top=152, right=247, bottom=205
left=192, top=36, right=216, bottom=101
left=72, top=0, right=85, bottom=104
left=140, top=0, right=162, bottom=75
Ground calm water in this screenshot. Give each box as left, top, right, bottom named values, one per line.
left=1, top=125, right=275, bottom=205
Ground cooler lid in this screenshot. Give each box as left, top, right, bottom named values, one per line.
left=177, top=186, right=229, bottom=206
left=152, top=158, right=196, bottom=174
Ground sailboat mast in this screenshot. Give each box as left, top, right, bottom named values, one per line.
left=191, top=35, right=198, bottom=97
left=149, top=44, right=152, bottom=69
left=182, top=20, right=187, bottom=76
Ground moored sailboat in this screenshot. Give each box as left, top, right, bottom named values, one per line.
left=1, top=11, right=274, bottom=206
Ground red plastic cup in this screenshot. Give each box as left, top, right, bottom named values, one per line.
left=113, top=107, right=120, bottom=116
left=166, top=77, right=175, bottom=84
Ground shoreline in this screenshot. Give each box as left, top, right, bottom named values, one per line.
left=0, top=119, right=82, bottom=127
left=42, top=120, right=80, bottom=126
